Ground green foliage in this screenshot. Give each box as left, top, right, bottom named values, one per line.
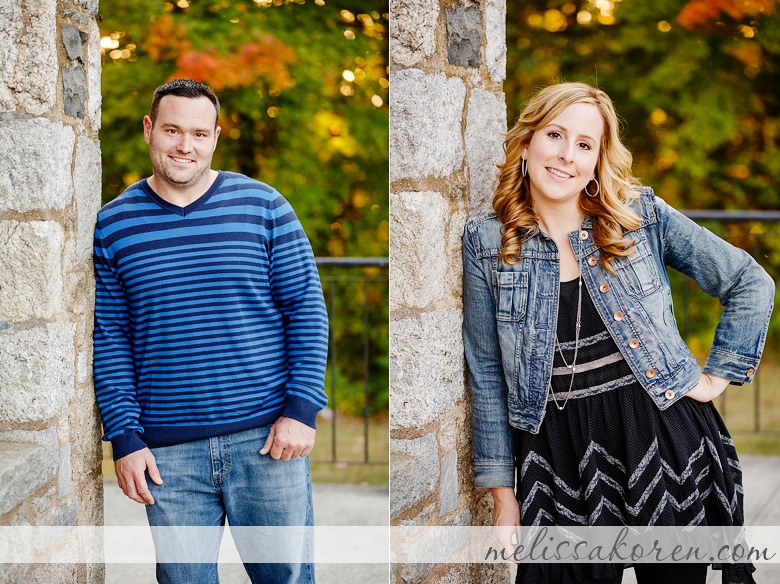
left=99, top=0, right=388, bottom=415
left=506, top=0, right=780, bottom=350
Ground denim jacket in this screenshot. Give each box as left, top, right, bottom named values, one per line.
left=462, top=188, right=775, bottom=488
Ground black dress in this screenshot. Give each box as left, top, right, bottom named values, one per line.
left=514, top=277, right=756, bottom=584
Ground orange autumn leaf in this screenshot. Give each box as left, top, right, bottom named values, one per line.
left=725, top=40, right=763, bottom=73
left=678, top=0, right=776, bottom=29
left=171, top=36, right=295, bottom=93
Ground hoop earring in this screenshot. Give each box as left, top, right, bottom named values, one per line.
left=585, top=177, right=600, bottom=198
left=521, top=158, right=528, bottom=178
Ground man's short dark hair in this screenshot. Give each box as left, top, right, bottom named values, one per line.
left=149, top=79, right=220, bottom=127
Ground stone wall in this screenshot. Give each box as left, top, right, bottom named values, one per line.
left=389, top=0, right=507, bottom=582
left=0, top=1, right=103, bottom=582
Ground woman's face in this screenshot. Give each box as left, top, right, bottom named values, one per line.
left=522, top=102, right=604, bottom=207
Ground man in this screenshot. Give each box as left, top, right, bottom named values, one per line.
left=93, top=79, right=328, bottom=583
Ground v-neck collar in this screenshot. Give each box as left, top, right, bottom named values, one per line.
left=142, top=171, right=224, bottom=216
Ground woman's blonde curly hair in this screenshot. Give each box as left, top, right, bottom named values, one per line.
left=493, top=82, right=643, bottom=271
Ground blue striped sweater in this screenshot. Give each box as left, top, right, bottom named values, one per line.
left=93, top=171, right=329, bottom=459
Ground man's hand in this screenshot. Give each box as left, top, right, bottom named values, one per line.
left=114, top=447, right=163, bottom=505
left=259, top=417, right=316, bottom=461
left=491, top=487, right=521, bottom=561
left=685, top=372, right=729, bottom=403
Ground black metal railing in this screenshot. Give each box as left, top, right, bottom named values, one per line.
left=679, top=211, right=780, bottom=436
left=314, top=257, right=389, bottom=465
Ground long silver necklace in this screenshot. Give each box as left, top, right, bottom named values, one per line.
left=550, top=230, right=583, bottom=411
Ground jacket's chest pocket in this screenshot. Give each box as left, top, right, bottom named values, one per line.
left=494, top=270, right=528, bottom=322
left=613, top=235, right=661, bottom=298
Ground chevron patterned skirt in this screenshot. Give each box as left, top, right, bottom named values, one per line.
left=514, top=383, right=756, bottom=583
left=513, top=279, right=757, bottom=583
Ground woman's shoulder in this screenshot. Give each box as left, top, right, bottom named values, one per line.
left=626, top=186, right=663, bottom=226
left=464, top=211, right=501, bottom=231
left=463, top=212, right=504, bottom=257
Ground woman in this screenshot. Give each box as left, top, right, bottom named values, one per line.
left=462, top=82, right=774, bottom=584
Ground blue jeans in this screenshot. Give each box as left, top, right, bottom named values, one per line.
left=145, top=424, right=315, bottom=584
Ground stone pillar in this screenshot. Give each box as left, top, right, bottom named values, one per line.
left=0, top=1, right=103, bottom=582
left=389, top=0, right=507, bottom=582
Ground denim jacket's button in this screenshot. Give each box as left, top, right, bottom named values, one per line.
left=646, top=368, right=657, bottom=378
left=746, top=368, right=755, bottom=378
left=664, top=389, right=675, bottom=400
left=599, top=283, right=609, bottom=293
left=613, top=311, right=625, bottom=321
left=580, top=230, right=589, bottom=240
left=628, top=339, right=640, bottom=348
left=587, top=256, right=598, bottom=267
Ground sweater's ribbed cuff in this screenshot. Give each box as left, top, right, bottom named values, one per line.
left=281, top=396, right=323, bottom=429
left=111, top=431, right=148, bottom=460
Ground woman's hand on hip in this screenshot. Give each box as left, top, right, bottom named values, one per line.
left=685, top=373, right=729, bottom=402
left=490, top=487, right=521, bottom=560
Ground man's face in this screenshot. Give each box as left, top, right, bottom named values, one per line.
left=143, top=95, right=221, bottom=193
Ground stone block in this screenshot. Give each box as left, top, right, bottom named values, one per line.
left=446, top=4, right=483, bottom=68
left=62, top=260, right=95, bottom=332
left=0, top=563, right=30, bottom=583
left=390, top=70, right=466, bottom=181
left=439, top=450, right=458, bottom=516
left=77, top=0, right=100, bottom=14
left=75, top=473, right=103, bottom=526
left=77, top=351, right=90, bottom=383
left=67, top=398, right=102, bottom=481
left=0, top=0, right=58, bottom=115
left=0, top=323, right=75, bottom=424
left=0, top=3, right=22, bottom=112
left=389, top=0, right=438, bottom=67
left=399, top=559, right=435, bottom=583
left=23, top=563, right=79, bottom=584
left=389, top=191, right=447, bottom=311
left=37, top=491, right=78, bottom=526
left=58, top=443, right=72, bottom=498
left=436, top=408, right=466, bottom=455
left=390, top=310, right=464, bottom=430
left=58, top=417, right=71, bottom=443
left=397, top=517, right=470, bottom=582
left=474, top=563, right=513, bottom=583
left=484, top=0, right=507, bottom=83
left=61, top=26, right=86, bottom=62
left=0, top=427, right=59, bottom=448
left=465, top=89, right=507, bottom=215
left=62, top=64, right=86, bottom=118
left=27, top=495, right=81, bottom=565
left=0, top=220, right=64, bottom=320
left=451, top=507, right=472, bottom=527
left=0, top=119, right=76, bottom=212
left=87, top=562, right=106, bottom=584
left=445, top=207, right=468, bottom=298
left=397, top=502, right=435, bottom=527
left=390, top=433, right=439, bottom=519
left=429, top=564, right=471, bottom=584
left=73, top=136, right=102, bottom=261
left=84, top=18, right=102, bottom=130
left=0, top=440, right=58, bottom=515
